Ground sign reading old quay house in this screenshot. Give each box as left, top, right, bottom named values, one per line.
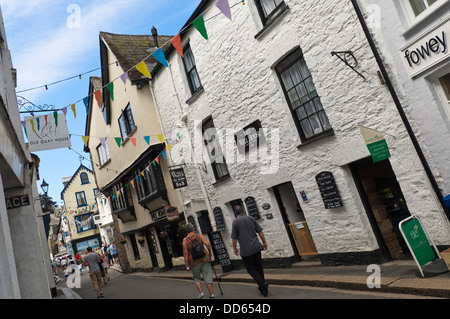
left=400, top=17, right=449, bottom=78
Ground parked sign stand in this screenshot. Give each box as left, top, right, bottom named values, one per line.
left=399, top=215, right=441, bottom=278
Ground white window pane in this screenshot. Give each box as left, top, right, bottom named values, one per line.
left=409, top=0, right=427, bottom=16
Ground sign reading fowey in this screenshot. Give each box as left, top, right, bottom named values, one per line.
left=400, top=17, right=449, bottom=78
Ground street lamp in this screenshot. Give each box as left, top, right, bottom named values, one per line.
left=41, top=179, right=49, bottom=195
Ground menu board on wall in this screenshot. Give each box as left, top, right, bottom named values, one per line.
left=209, top=231, right=233, bottom=273
left=197, top=211, right=212, bottom=234
left=245, top=196, right=261, bottom=219
left=213, top=207, right=225, bottom=231
left=316, top=171, right=343, bottom=209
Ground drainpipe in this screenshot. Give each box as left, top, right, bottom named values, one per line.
left=351, top=0, right=450, bottom=221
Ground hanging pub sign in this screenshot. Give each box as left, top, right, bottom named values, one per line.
left=25, top=113, right=71, bottom=152
left=234, top=120, right=266, bottom=154
left=169, top=167, right=188, bottom=189
left=245, top=196, right=261, bottom=219
left=316, top=171, right=343, bottom=209
left=164, top=204, right=179, bottom=221
left=213, top=207, right=225, bottom=231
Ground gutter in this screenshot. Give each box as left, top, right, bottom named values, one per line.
left=351, top=0, right=450, bottom=220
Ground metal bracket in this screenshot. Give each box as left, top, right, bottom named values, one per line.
left=18, top=95, right=56, bottom=116
left=331, top=51, right=366, bottom=80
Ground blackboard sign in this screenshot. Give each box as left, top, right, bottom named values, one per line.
left=209, top=231, right=233, bottom=273
left=245, top=196, right=261, bottom=219
left=197, top=211, right=212, bottom=234
left=213, top=207, right=225, bottom=231
left=169, top=168, right=188, bottom=189
left=316, top=171, right=343, bottom=209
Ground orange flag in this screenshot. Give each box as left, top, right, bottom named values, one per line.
left=130, top=137, right=137, bottom=146
left=170, top=33, right=183, bottom=57
left=94, top=90, right=102, bottom=108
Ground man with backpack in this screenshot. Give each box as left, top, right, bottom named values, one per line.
left=182, top=223, right=215, bottom=299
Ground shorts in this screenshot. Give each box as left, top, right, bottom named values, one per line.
left=191, top=262, right=213, bottom=284
left=89, top=270, right=103, bottom=290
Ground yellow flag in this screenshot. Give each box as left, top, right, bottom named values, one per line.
left=30, top=119, right=35, bottom=132
left=136, top=61, right=152, bottom=79
left=82, top=136, right=89, bottom=147
left=71, top=104, right=77, bottom=118
left=157, top=134, right=164, bottom=143
left=167, top=144, right=171, bottom=152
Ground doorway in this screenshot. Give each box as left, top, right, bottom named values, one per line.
left=272, top=182, right=318, bottom=259
left=350, top=158, right=411, bottom=261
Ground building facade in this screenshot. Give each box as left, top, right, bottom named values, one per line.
left=150, top=0, right=450, bottom=267
left=61, top=164, right=101, bottom=255
left=84, top=32, right=187, bottom=271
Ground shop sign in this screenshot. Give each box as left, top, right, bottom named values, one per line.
left=25, top=113, right=71, bottom=152
left=400, top=16, right=450, bottom=78
left=169, top=167, right=188, bottom=189
left=164, top=204, right=179, bottom=221
left=359, top=126, right=391, bottom=163
left=6, top=195, right=30, bottom=210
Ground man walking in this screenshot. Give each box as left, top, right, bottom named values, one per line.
left=231, top=205, right=269, bottom=296
left=82, top=246, right=104, bottom=299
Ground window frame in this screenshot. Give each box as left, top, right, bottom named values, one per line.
left=275, top=48, right=332, bottom=143
left=202, top=116, right=230, bottom=182
left=255, top=0, right=286, bottom=26
left=182, top=43, right=203, bottom=95
left=75, top=191, right=87, bottom=207
left=118, top=103, right=136, bottom=140
left=80, top=172, right=89, bottom=185
left=400, top=0, right=447, bottom=26
left=96, top=141, right=111, bottom=167
left=134, top=160, right=166, bottom=205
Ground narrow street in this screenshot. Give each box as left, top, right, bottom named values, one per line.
left=67, top=268, right=437, bottom=300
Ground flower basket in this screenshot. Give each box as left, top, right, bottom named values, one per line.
left=159, top=231, right=168, bottom=240
left=137, top=236, right=145, bottom=245
left=120, top=239, right=126, bottom=245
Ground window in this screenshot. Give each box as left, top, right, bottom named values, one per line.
left=183, top=43, right=202, bottom=95
left=75, top=191, right=87, bottom=207
left=80, top=172, right=89, bottom=184
left=110, top=183, right=133, bottom=213
left=134, top=160, right=166, bottom=204
left=74, top=214, right=96, bottom=233
left=93, top=188, right=99, bottom=196
left=256, top=0, right=286, bottom=25
left=433, top=70, right=450, bottom=119
left=97, top=141, right=110, bottom=166
left=118, top=104, right=136, bottom=140
left=408, top=0, right=438, bottom=16
left=202, top=117, right=230, bottom=181
left=401, top=0, right=446, bottom=25
left=276, top=48, right=332, bottom=142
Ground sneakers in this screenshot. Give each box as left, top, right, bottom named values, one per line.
left=197, top=292, right=204, bottom=299
left=258, top=282, right=269, bottom=297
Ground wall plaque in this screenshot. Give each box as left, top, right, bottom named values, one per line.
left=316, top=171, right=343, bottom=209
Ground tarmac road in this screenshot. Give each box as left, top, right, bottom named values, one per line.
left=69, top=268, right=439, bottom=300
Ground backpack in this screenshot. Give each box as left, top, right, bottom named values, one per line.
left=189, top=235, right=205, bottom=260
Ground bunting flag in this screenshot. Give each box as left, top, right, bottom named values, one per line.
left=100, top=137, right=106, bottom=147
left=121, top=72, right=128, bottom=91
left=216, top=0, right=232, bottom=20
left=162, top=150, right=166, bottom=159
left=130, top=137, right=137, bottom=146
left=193, top=15, right=208, bottom=40
left=155, top=157, right=160, bottom=165
left=36, top=117, right=40, bottom=131
left=114, top=137, right=122, bottom=148
left=71, top=104, right=77, bottom=118
left=83, top=97, right=89, bottom=113
left=82, top=136, right=89, bottom=147
left=157, top=134, right=164, bottom=143
left=106, top=82, right=114, bottom=101
left=153, top=48, right=169, bottom=67
left=170, top=33, right=183, bottom=57
left=53, top=111, right=58, bottom=127
left=167, top=144, right=171, bottom=152
left=136, top=61, right=152, bottom=79
left=94, top=90, right=102, bottom=108
left=44, top=115, right=48, bottom=127
left=62, top=107, right=68, bottom=116
left=30, top=118, right=35, bottom=132
left=144, top=136, right=150, bottom=145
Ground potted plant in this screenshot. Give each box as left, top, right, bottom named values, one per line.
left=159, top=230, right=168, bottom=240
left=137, top=236, right=145, bottom=245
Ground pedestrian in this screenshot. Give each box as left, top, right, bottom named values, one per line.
left=82, top=246, right=104, bottom=299
left=106, top=245, right=112, bottom=266
left=182, top=223, right=215, bottom=299
left=110, top=243, right=118, bottom=265
left=231, top=205, right=269, bottom=297
left=100, top=254, right=110, bottom=284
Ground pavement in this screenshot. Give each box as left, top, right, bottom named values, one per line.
left=53, top=258, right=450, bottom=299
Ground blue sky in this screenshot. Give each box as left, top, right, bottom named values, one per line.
left=1, top=0, right=200, bottom=205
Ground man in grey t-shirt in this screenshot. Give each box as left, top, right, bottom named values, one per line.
left=82, top=247, right=103, bottom=298
left=231, top=205, right=268, bottom=296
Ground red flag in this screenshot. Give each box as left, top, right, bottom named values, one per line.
left=170, top=33, right=183, bottom=57
left=94, top=90, right=102, bottom=108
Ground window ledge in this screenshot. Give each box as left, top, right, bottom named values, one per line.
left=211, top=174, right=231, bottom=186
left=296, top=129, right=335, bottom=149
left=185, top=86, right=204, bottom=105
left=254, top=4, right=290, bottom=40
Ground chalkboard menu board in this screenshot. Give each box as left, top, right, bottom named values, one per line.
left=197, top=211, right=212, bottom=234
left=316, top=171, right=343, bottom=209
left=209, top=231, right=233, bottom=273
left=245, top=196, right=260, bottom=219
left=213, top=207, right=225, bottom=231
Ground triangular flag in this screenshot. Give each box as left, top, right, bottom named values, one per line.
left=170, top=33, right=183, bottom=57
left=121, top=72, right=128, bottom=85
left=36, top=117, right=40, bottom=131
left=114, top=137, right=122, bottom=148
left=44, top=115, right=48, bottom=126
left=62, top=107, right=68, bottom=116
left=141, top=171, right=145, bottom=179
left=152, top=160, right=156, bottom=167
left=94, top=90, right=102, bottom=108
left=153, top=48, right=169, bottom=67
left=162, top=150, right=166, bottom=159
left=106, top=82, right=114, bottom=101
left=144, top=136, right=150, bottom=145
left=193, top=15, right=208, bottom=40
left=82, top=136, right=89, bottom=147
left=136, top=61, right=152, bottom=79
left=30, top=119, right=35, bottom=132
left=130, top=137, right=137, bottom=146
left=157, top=134, right=164, bottom=143
left=216, top=0, right=232, bottom=20
left=71, top=104, right=77, bottom=118
left=167, top=144, right=171, bottom=152
left=155, top=157, right=159, bottom=165
left=131, top=180, right=135, bottom=188
left=53, top=111, right=58, bottom=127
left=99, top=137, right=106, bottom=147
left=83, top=97, right=89, bottom=113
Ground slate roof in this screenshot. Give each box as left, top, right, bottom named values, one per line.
left=100, top=32, right=173, bottom=82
